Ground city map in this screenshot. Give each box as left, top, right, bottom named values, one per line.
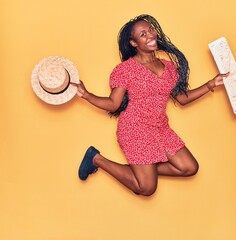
left=208, top=37, right=236, bottom=114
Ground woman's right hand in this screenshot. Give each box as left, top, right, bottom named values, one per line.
left=75, top=80, right=89, bottom=99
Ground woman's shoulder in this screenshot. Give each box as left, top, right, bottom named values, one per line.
left=160, top=58, right=177, bottom=70
left=110, top=58, right=134, bottom=88
left=160, top=58, right=178, bottom=80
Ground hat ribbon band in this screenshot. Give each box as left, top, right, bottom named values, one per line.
left=39, top=70, right=71, bottom=95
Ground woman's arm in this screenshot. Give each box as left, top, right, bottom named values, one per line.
left=75, top=80, right=126, bottom=112
left=174, top=73, right=229, bottom=105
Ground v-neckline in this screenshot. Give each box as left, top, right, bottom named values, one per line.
left=131, top=57, right=166, bottom=77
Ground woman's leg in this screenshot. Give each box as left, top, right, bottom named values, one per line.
left=90, top=146, right=197, bottom=196
left=93, top=154, right=158, bottom=196
left=157, top=146, right=199, bottom=177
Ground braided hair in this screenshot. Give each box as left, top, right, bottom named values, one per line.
left=109, top=14, right=190, bottom=117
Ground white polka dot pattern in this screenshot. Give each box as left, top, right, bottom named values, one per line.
left=110, top=58, right=185, bottom=165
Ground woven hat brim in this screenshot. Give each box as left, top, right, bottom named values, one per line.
left=31, top=56, right=80, bottom=105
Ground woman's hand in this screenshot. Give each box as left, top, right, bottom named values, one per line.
left=76, top=80, right=90, bottom=98
left=207, top=72, right=230, bottom=91
left=71, top=80, right=89, bottom=98
left=174, top=72, right=230, bottom=105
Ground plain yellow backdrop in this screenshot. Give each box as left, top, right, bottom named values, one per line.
left=1, top=0, right=236, bottom=239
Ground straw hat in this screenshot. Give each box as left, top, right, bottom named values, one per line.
left=31, top=56, right=80, bottom=105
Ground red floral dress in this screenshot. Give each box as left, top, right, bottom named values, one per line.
left=110, top=57, right=185, bottom=165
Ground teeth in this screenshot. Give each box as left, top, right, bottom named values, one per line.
left=147, top=40, right=156, bottom=46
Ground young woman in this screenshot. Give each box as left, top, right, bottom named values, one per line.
left=76, top=14, right=228, bottom=196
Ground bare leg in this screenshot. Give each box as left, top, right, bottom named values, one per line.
left=93, top=154, right=158, bottom=196
left=91, top=146, right=198, bottom=196
left=157, top=146, right=199, bottom=177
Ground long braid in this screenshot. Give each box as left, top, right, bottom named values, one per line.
left=109, top=14, right=189, bottom=117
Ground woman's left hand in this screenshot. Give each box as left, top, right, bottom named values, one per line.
left=206, top=72, right=230, bottom=92
left=211, top=72, right=230, bottom=87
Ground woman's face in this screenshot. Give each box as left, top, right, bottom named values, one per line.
left=129, top=20, right=158, bottom=52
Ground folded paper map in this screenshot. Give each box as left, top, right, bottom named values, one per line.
left=208, top=37, right=236, bottom=114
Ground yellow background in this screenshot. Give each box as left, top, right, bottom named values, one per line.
left=1, top=0, right=236, bottom=239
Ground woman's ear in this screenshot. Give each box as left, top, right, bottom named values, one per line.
left=129, top=39, right=137, bottom=47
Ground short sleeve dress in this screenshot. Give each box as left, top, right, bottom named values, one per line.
left=110, top=57, right=185, bottom=165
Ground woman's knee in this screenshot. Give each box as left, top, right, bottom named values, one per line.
left=172, top=147, right=199, bottom=176
left=137, top=182, right=157, bottom=196
left=130, top=164, right=158, bottom=196
left=183, top=161, right=199, bottom=176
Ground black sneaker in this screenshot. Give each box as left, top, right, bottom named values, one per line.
left=78, top=146, right=100, bottom=180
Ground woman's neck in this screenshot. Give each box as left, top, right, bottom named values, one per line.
left=133, top=52, right=157, bottom=64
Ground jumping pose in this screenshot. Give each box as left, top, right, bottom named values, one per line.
left=76, top=14, right=228, bottom=196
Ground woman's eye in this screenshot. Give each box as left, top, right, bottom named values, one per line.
left=140, top=32, right=146, bottom=37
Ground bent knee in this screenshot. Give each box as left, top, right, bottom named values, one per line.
left=137, top=184, right=157, bottom=197
left=183, top=162, right=199, bottom=176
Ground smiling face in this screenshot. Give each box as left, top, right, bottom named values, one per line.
left=129, top=20, right=158, bottom=53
